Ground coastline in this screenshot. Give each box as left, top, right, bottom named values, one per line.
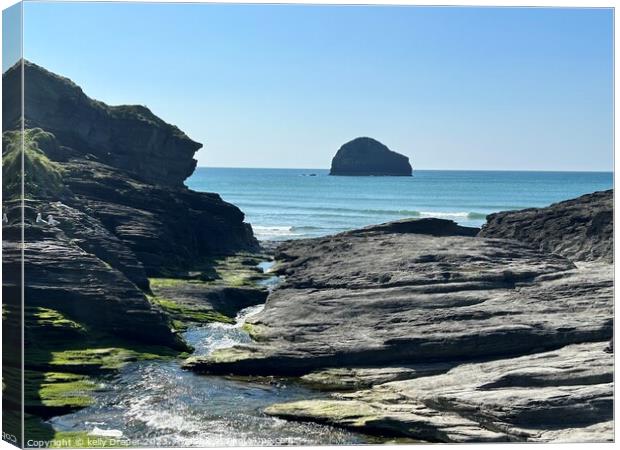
left=3, top=59, right=613, bottom=446
left=187, top=167, right=613, bottom=240
left=185, top=190, right=613, bottom=443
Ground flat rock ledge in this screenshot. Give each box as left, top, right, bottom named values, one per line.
left=265, top=341, right=613, bottom=443
left=183, top=220, right=611, bottom=375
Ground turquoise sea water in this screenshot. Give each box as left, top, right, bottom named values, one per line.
left=186, top=168, right=613, bottom=241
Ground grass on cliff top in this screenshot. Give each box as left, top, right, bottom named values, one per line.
left=2, top=128, right=65, bottom=200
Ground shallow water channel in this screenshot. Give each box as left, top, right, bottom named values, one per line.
left=48, top=265, right=371, bottom=447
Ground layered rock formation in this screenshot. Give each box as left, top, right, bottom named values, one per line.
left=184, top=219, right=611, bottom=375
left=2, top=60, right=261, bottom=369
left=480, top=190, right=613, bottom=263
left=266, top=341, right=613, bottom=442
left=3, top=200, right=183, bottom=349
left=3, top=61, right=199, bottom=187
left=329, top=137, right=412, bottom=176
left=185, top=194, right=613, bottom=442
left=3, top=61, right=258, bottom=276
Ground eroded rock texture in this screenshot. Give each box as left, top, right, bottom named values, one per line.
left=2, top=60, right=259, bottom=355
left=480, top=190, right=613, bottom=263
left=266, top=342, right=613, bottom=442
left=184, top=219, right=611, bottom=375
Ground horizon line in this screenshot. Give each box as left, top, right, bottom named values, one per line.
left=195, top=166, right=614, bottom=174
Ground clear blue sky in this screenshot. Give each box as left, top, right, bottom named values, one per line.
left=16, top=2, right=614, bottom=171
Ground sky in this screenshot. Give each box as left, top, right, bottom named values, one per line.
left=11, top=2, right=615, bottom=170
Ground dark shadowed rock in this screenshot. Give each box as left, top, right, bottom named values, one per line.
left=3, top=200, right=186, bottom=350
left=479, top=190, right=613, bottom=263
left=329, top=137, right=412, bottom=176
left=61, top=158, right=258, bottom=275
left=2, top=61, right=260, bottom=361
left=3, top=61, right=199, bottom=187
left=344, top=217, right=479, bottom=237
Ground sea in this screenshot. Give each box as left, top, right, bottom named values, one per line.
left=186, top=168, right=613, bottom=241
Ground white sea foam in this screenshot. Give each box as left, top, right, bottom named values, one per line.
left=252, top=225, right=300, bottom=239
left=419, top=211, right=487, bottom=220
left=89, top=427, right=123, bottom=437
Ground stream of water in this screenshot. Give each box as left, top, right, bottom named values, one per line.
left=48, top=267, right=369, bottom=447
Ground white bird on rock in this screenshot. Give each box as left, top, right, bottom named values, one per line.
left=47, top=215, right=59, bottom=226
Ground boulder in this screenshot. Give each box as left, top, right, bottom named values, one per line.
left=329, top=137, right=412, bottom=176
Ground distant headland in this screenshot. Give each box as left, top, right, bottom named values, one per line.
left=329, top=137, right=412, bottom=176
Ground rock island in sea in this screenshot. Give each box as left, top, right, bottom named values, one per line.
left=329, top=137, right=413, bottom=176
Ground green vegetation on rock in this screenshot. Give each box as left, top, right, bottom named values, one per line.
left=25, top=370, right=97, bottom=412
left=25, top=306, right=85, bottom=334
left=23, top=305, right=181, bottom=439
left=264, top=399, right=380, bottom=426
left=147, top=295, right=234, bottom=331
left=2, top=128, right=65, bottom=200
left=154, top=253, right=269, bottom=287
left=148, top=253, right=272, bottom=330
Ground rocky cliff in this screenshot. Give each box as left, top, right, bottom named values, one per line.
left=2, top=61, right=260, bottom=380
left=3, top=61, right=199, bottom=187
left=329, top=137, right=412, bottom=176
